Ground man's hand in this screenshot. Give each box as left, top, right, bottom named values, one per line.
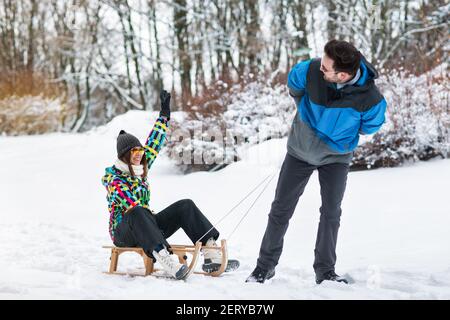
left=159, top=89, right=171, bottom=120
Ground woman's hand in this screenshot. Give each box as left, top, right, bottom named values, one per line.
left=159, top=89, right=171, bottom=121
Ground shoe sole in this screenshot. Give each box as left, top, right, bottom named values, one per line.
left=202, top=260, right=240, bottom=273
left=175, top=265, right=191, bottom=280
left=316, top=279, right=349, bottom=284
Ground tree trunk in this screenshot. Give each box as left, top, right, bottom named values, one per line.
left=173, top=0, right=192, bottom=102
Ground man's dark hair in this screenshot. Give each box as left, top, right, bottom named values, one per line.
left=324, top=40, right=361, bottom=76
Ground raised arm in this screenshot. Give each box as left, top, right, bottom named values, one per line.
left=144, top=90, right=171, bottom=170
left=144, top=117, right=168, bottom=170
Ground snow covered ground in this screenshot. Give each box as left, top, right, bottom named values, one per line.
left=1, top=111, right=449, bottom=299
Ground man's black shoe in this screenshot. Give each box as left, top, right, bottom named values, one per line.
left=245, top=266, right=275, bottom=283
left=316, top=270, right=349, bottom=284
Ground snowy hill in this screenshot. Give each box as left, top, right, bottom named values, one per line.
left=0, top=111, right=449, bottom=299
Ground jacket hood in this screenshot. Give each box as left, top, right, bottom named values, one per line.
left=102, top=166, right=116, bottom=187
left=105, top=166, right=119, bottom=176
left=356, top=54, right=379, bottom=86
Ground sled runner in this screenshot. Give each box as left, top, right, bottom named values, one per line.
left=103, top=239, right=229, bottom=278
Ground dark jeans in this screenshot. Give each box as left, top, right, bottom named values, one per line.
left=113, top=199, right=220, bottom=259
left=257, top=153, right=349, bottom=276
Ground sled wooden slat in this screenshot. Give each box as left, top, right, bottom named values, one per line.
left=102, top=240, right=228, bottom=278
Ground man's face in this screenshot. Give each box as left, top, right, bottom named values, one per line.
left=320, top=54, right=352, bottom=83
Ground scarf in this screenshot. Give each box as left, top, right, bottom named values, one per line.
left=114, top=158, right=144, bottom=177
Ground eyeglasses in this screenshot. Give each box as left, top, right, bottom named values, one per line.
left=320, top=63, right=339, bottom=74
left=131, top=147, right=145, bottom=155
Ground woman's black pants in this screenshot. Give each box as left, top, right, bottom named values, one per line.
left=113, top=199, right=220, bottom=259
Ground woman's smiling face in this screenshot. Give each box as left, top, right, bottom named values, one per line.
left=130, top=147, right=144, bottom=165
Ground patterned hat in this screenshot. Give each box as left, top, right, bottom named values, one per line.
left=117, top=130, right=143, bottom=158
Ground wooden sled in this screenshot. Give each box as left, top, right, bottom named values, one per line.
left=103, top=239, right=228, bottom=278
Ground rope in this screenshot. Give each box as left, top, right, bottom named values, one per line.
left=227, top=173, right=276, bottom=240
left=195, top=172, right=276, bottom=243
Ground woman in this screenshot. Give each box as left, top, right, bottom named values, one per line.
left=101, top=90, right=238, bottom=280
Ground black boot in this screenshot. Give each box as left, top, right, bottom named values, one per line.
left=202, top=259, right=240, bottom=273
left=316, top=270, right=348, bottom=284
left=245, top=266, right=275, bottom=283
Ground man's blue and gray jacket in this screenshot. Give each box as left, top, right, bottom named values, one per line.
left=286, top=56, right=387, bottom=165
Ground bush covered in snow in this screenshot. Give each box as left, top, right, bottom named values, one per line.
left=352, top=64, right=449, bottom=170
left=166, top=64, right=449, bottom=172
left=165, top=81, right=294, bottom=172
left=0, top=95, right=71, bottom=135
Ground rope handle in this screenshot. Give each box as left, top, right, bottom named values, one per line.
left=195, top=172, right=277, bottom=244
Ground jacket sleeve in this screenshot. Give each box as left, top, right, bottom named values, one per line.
left=144, top=116, right=169, bottom=170
left=287, top=59, right=311, bottom=105
left=360, top=98, right=387, bottom=135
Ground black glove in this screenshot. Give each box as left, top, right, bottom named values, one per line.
left=159, top=89, right=171, bottom=120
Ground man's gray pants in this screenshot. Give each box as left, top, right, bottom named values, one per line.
left=257, top=153, right=350, bottom=276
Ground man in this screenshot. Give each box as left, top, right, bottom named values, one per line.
left=246, top=40, right=387, bottom=284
